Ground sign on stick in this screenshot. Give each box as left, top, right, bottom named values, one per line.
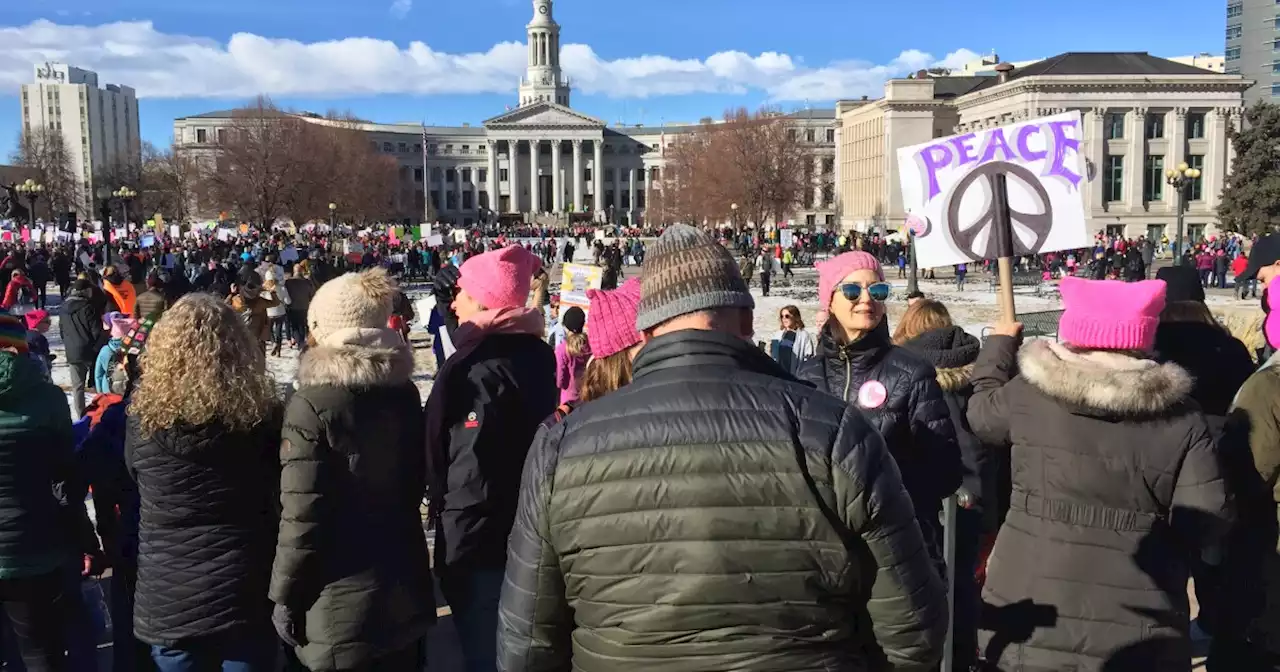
left=559, top=263, right=603, bottom=314
left=897, top=111, right=1089, bottom=268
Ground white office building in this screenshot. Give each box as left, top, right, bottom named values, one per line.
left=174, top=0, right=838, bottom=229
left=20, top=62, right=141, bottom=212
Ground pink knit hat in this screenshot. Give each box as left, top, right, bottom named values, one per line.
left=1265, top=276, right=1280, bottom=349
left=1058, top=276, right=1165, bottom=352
left=110, top=316, right=139, bottom=340
left=458, top=245, right=542, bottom=310
left=586, top=277, right=643, bottom=358
left=816, top=251, right=884, bottom=311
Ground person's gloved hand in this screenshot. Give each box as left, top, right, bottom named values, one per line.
left=273, top=603, right=306, bottom=649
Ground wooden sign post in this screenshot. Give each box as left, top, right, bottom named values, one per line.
left=992, top=173, right=1018, bottom=324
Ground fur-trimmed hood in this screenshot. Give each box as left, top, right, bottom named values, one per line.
left=297, top=343, right=415, bottom=388
left=1018, top=340, right=1192, bottom=416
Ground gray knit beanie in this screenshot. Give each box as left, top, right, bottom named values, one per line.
left=635, top=224, right=755, bottom=331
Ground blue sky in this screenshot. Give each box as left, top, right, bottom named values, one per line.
left=0, top=0, right=1222, bottom=159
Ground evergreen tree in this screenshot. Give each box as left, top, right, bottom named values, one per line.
left=1219, top=102, right=1280, bottom=236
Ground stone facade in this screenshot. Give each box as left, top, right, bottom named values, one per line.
left=836, top=58, right=1251, bottom=240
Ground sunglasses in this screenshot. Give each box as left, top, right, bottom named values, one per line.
left=839, top=282, right=891, bottom=302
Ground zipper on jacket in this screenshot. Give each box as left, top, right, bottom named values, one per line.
left=841, top=354, right=852, bottom=402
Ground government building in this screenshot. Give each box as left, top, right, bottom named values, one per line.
left=835, top=53, right=1251, bottom=240
left=173, top=0, right=838, bottom=229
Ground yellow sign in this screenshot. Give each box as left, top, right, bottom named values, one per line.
left=559, top=263, right=603, bottom=313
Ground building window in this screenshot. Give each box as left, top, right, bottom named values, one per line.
left=383, top=142, right=393, bottom=152
left=1143, top=155, right=1165, bottom=202
left=1273, top=83, right=1280, bottom=97
left=216, top=129, right=225, bottom=144
left=462, top=168, right=472, bottom=182
left=604, top=168, right=614, bottom=181
left=637, top=192, right=646, bottom=209
left=446, top=192, right=456, bottom=210
left=788, top=129, right=798, bottom=141
left=478, top=168, right=487, bottom=182
left=462, top=145, right=470, bottom=154
left=1229, top=2, right=1243, bottom=17
left=650, top=167, right=660, bottom=181
left=479, top=192, right=489, bottom=210
left=1227, top=66, right=1242, bottom=74
left=1145, top=114, right=1164, bottom=139
left=398, top=142, right=407, bottom=153
left=1188, top=155, right=1205, bottom=200
left=1106, top=224, right=1125, bottom=238
left=821, top=185, right=833, bottom=208
left=444, top=144, right=453, bottom=154
left=584, top=168, right=592, bottom=181
left=413, top=143, right=421, bottom=154
left=463, top=191, right=473, bottom=209
left=1188, top=112, right=1206, bottom=139
left=445, top=169, right=456, bottom=183
left=430, top=192, right=441, bottom=210
left=1106, top=113, right=1124, bottom=139
left=652, top=143, right=659, bottom=150
left=1227, top=47, right=1241, bottom=60
left=806, top=214, right=816, bottom=227
left=822, top=158, right=834, bottom=174
left=827, top=128, right=835, bottom=143
left=805, top=129, right=815, bottom=142
left=413, top=168, right=423, bottom=182
left=499, top=168, right=508, bottom=182
left=635, top=171, right=644, bottom=184
left=605, top=190, right=615, bottom=208
left=1227, top=24, right=1242, bottom=39
left=621, top=191, right=630, bottom=209
left=1104, top=155, right=1123, bottom=202
left=196, top=129, right=207, bottom=143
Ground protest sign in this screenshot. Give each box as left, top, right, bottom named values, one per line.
left=140, top=234, right=156, bottom=248
left=280, top=245, right=299, bottom=263
left=426, top=234, right=444, bottom=248
left=169, top=225, right=181, bottom=239
left=897, top=111, right=1088, bottom=268
left=779, top=229, right=794, bottom=249
left=559, top=263, right=603, bottom=313
left=452, top=230, right=467, bottom=244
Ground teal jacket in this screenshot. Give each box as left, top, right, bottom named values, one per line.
left=0, top=351, right=95, bottom=578
left=94, top=338, right=123, bottom=395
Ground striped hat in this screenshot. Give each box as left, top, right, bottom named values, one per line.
left=635, top=224, right=754, bottom=332
left=0, top=313, right=28, bottom=353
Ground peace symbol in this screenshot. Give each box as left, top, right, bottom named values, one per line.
left=946, top=161, right=1053, bottom=261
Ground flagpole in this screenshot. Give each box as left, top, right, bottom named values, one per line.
left=421, top=123, right=430, bottom=227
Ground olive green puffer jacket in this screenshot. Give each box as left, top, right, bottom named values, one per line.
left=498, top=329, right=949, bottom=672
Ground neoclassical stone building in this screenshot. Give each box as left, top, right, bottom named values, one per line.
left=835, top=53, right=1251, bottom=239
left=174, top=0, right=838, bottom=228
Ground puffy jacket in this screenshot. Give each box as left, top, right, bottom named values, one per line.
left=104, top=277, right=137, bottom=316
left=968, top=336, right=1231, bottom=670
left=133, top=288, right=167, bottom=320
left=59, top=288, right=105, bottom=364
left=126, top=413, right=282, bottom=646
left=0, top=352, right=96, bottom=579
left=899, top=326, right=994, bottom=515
left=498, top=329, right=949, bottom=672
left=796, top=321, right=962, bottom=556
left=427, top=332, right=557, bottom=571
left=270, top=337, right=434, bottom=671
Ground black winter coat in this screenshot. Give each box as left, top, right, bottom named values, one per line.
left=968, top=337, right=1232, bottom=670
left=126, top=414, right=282, bottom=646
left=58, top=289, right=105, bottom=365
left=900, top=326, right=995, bottom=517
left=499, top=329, right=949, bottom=672
left=1154, top=321, right=1254, bottom=422
left=796, top=321, right=962, bottom=555
left=427, top=332, right=556, bottom=571
left=270, top=340, right=433, bottom=671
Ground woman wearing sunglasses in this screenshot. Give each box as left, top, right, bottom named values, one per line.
left=796, top=251, right=962, bottom=568
left=769, top=305, right=816, bottom=374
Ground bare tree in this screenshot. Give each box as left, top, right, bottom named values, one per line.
left=137, top=141, right=201, bottom=223
left=10, top=129, right=81, bottom=214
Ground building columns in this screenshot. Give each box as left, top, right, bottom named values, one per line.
left=1165, top=108, right=1187, bottom=211
left=487, top=141, right=499, bottom=214
left=508, top=139, right=521, bottom=214
left=643, top=166, right=651, bottom=220
left=529, top=138, right=541, bottom=213
left=572, top=139, right=584, bottom=213
left=551, top=139, right=563, bottom=212
left=1206, top=108, right=1230, bottom=210
left=593, top=140, right=604, bottom=216
left=1126, top=108, right=1146, bottom=212
left=627, top=168, right=636, bottom=222
left=1085, top=108, right=1105, bottom=213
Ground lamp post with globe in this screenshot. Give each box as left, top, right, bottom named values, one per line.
left=1165, top=162, right=1202, bottom=265
left=329, top=202, right=337, bottom=229
left=113, top=186, right=137, bottom=229
left=14, top=179, right=43, bottom=227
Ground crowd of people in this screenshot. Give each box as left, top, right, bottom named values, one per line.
left=0, top=218, right=1279, bottom=672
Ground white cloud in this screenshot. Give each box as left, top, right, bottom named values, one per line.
left=0, top=19, right=981, bottom=103
left=389, top=0, right=412, bottom=19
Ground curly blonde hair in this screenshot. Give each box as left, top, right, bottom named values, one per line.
left=130, top=293, right=279, bottom=437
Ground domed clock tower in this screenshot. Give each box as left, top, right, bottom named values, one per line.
left=518, top=0, right=571, bottom=107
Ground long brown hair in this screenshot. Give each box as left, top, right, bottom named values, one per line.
left=1159, top=300, right=1223, bottom=328
left=779, top=305, right=805, bottom=330
left=565, top=331, right=589, bottom=359
left=578, top=350, right=634, bottom=403
left=892, top=299, right=954, bottom=344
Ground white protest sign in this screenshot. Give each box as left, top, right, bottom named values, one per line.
left=779, top=229, right=794, bottom=249
left=426, top=234, right=444, bottom=248
left=897, top=111, right=1088, bottom=268
left=559, top=263, right=603, bottom=313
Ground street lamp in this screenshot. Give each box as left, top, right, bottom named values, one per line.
left=328, top=202, right=337, bottom=229
left=113, top=186, right=137, bottom=229
left=1165, top=162, right=1202, bottom=265
left=94, top=186, right=115, bottom=268
left=14, top=179, right=43, bottom=227
left=731, top=202, right=739, bottom=237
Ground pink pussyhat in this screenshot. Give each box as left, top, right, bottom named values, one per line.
left=457, top=245, right=542, bottom=310
left=586, top=277, right=643, bottom=359
left=815, top=251, right=883, bottom=311
left=1057, top=276, right=1166, bottom=352
left=1265, top=276, right=1280, bottom=349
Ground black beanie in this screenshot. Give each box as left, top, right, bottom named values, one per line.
left=1155, top=266, right=1205, bottom=303
left=562, top=306, right=586, bottom=334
